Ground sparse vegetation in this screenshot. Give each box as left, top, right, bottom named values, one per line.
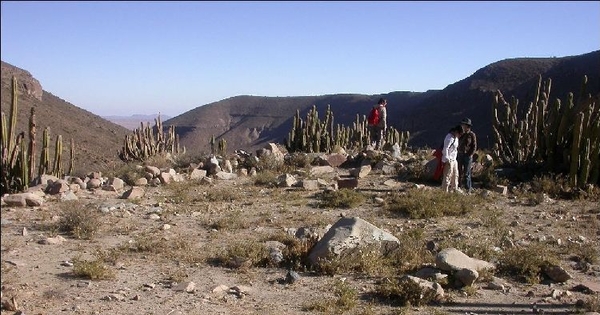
left=375, top=276, right=440, bottom=306
left=302, top=279, right=358, bottom=313
left=385, top=188, right=486, bottom=219
left=72, top=256, right=115, bottom=280
left=57, top=201, right=102, bottom=239
left=317, top=189, right=366, bottom=208
left=497, top=243, right=561, bottom=284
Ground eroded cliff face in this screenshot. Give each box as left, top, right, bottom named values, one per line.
left=1, top=61, right=43, bottom=101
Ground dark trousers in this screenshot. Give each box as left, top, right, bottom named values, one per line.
left=458, top=154, right=473, bottom=191
left=369, top=125, right=384, bottom=149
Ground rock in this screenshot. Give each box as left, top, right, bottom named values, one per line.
left=349, top=165, right=371, bottom=178
left=158, top=172, right=172, bottom=184
left=46, top=179, right=69, bottom=195
left=212, top=284, right=229, bottom=295
left=383, top=179, right=401, bottom=188
left=144, top=165, right=161, bottom=177
left=173, top=281, right=196, bottom=293
left=87, top=178, right=102, bottom=189
left=301, top=179, right=319, bottom=191
left=435, top=248, right=495, bottom=272
left=494, top=185, right=508, bottom=195
left=39, top=235, right=66, bottom=245
left=4, top=193, right=44, bottom=207
left=285, top=270, right=301, bottom=284
left=455, top=268, right=479, bottom=286
left=215, top=172, right=237, bottom=180
left=309, top=166, right=335, bottom=177
left=259, top=143, right=285, bottom=163
left=121, top=187, right=144, bottom=199
left=414, top=267, right=447, bottom=281
left=337, top=178, right=359, bottom=189
left=134, top=178, right=148, bottom=186
left=325, top=153, right=347, bottom=168
left=108, top=177, right=124, bottom=191
left=60, top=191, right=78, bottom=201
left=399, top=275, right=444, bottom=300
left=572, top=280, right=600, bottom=293
left=278, top=174, right=297, bottom=187
left=222, top=160, right=233, bottom=173
left=22, top=227, right=28, bottom=236
left=189, top=169, right=207, bottom=180
left=543, top=265, right=572, bottom=282
left=308, top=216, right=399, bottom=265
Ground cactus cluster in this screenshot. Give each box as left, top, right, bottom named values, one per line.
left=285, top=104, right=409, bottom=153
left=1, top=76, right=72, bottom=194
left=209, top=135, right=227, bottom=156
left=118, top=115, right=184, bottom=162
left=492, top=75, right=600, bottom=187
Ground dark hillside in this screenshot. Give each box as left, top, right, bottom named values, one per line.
left=1, top=61, right=131, bottom=175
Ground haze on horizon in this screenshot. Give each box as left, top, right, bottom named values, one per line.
left=1, top=1, right=599, bottom=117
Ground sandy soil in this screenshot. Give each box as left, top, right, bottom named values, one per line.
left=1, top=171, right=599, bottom=315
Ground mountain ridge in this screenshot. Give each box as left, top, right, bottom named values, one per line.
left=2, top=49, right=598, bottom=165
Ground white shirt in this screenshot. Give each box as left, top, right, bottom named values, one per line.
left=442, top=133, right=458, bottom=163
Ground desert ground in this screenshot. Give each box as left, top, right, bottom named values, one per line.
left=1, top=150, right=599, bottom=315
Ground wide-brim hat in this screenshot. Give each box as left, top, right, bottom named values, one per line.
left=460, top=118, right=472, bottom=126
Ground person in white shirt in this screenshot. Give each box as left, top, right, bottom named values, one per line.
left=441, top=125, right=463, bottom=192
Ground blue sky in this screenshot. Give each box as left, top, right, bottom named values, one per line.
left=2, top=1, right=599, bottom=117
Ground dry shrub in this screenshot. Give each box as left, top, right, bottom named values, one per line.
left=302, top=279, right=358, bottom=313
left=375, top=276, right=439, bottom=306
left=497, top=242, right=560, bottom=284
left=122, top=233, right=204, bottom=263
left=253, top=170, right=279, bottom=187
left=205, top=188, right=239, bottom=202
left=266, top=232, right=319, bottom=271
left=209, top=211, right=250, bottom=231
left=58, top=201, right=101, bottom=239
left=318, top=189, right=366, bottom=209
left=72, top=256, right=115, bottom=280
left=211, top=241, right=270, bottom=270
left=385, top=188, right=485, bottom=219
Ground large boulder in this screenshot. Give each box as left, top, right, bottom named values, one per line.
left=308, top=217, right=399, bottom=265
left=435, top=248, right=495, bottom=272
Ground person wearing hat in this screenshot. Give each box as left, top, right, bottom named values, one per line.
left=458, top=118, right=477, bottom=193
left=441, top=125, right=463, bottom=192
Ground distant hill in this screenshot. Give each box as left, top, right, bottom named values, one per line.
left=165, top=50, right=600, bottom=154
left=1, top=61, right=132, bottom=175
left=104, top=114, right=172, bottom=130
left=3, top=50, right=598, bottom=167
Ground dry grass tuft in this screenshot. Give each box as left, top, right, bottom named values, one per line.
left=302, top=279, right=358, bottom=313
left=497, top=242, right=560, bottom=284
left=72, top=256, right=115, bottom=280
left=385, top=188, right=486, bottom=219
left=317, top=189, right=366, bottom=209
left=57, top=201, right=102, bottom=239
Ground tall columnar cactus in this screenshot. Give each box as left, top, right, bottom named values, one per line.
left=492, top=75, right=599, bottom=187
left=118, top=114, right=184, bottom=162
left=39, top=127, right=50, bottom=177
left=52, top=135, right=63, bottom=177
left=218, top=138, right=227, bottom=157
left=284, top=104, right=409, bottom=153
left=1, top=76, right=70, bottom=194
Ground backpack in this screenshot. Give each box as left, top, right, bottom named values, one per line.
left=367, top=106, right=380, bottom=126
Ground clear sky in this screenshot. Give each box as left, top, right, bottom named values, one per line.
left=1, top=1, right=599, bottom=117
